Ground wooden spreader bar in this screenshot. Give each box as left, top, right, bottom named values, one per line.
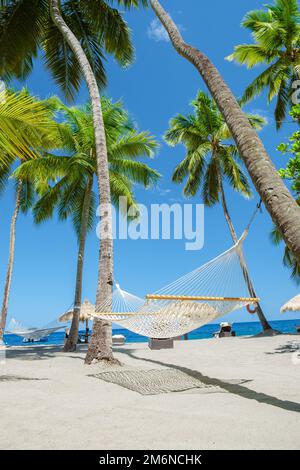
left=91, top=295, right=260, bottom=318
left=146, top=294, right=260, bottom=302
left=92, top=312, right=137, bottom=317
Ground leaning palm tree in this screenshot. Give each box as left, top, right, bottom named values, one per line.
left=14, top=97, right=159, bottom=352
left=227, top=0, right=300, bottom=129
left=0, top=0, right=148, bottom=363
left=165, top=91, right=273, bottom=332
left=149, top=0, right=300, bottom=266
left=0, top=91, right=56, bottom=341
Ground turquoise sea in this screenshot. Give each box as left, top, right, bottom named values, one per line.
left=3, top=319, right=300, bottom=346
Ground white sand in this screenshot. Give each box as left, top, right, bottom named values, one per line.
left=1, top=334, right=300, bottom=450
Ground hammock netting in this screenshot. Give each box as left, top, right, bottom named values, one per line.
left=93, top=235, right=259, bottom=339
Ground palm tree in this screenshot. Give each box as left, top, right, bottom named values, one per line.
left=226, top=0, right=300, bottom=129
left=14, top=97, right=159, bottom=351
left=165, top=91, right=273, bottom=332
left=0, top=1, right=148, bottom=363
left=0, top=179, right=35, bottom=342
left=0, top=91, right=56, bottom=341
left=149, top=0, right=300, bottom=268
left=0, top=1, right=138, bottom=101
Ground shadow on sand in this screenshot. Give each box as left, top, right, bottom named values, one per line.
left=0, top=375, right=49, bottom=382
left=4, top=341, right=300, bottom=413
left=265, top=341, right=300, bottom=355
left=4, top=344, right=88, bottom=361
left=114, top=347, right=300, bottom=414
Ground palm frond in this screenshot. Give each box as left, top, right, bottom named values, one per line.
left=33, top=176, right=68, bottom=224
left=172, top=155, right=192, bottom=184
left=166, top=91, right=252, bottom=206
left=274, top=72, right=292, bottom=129
left=111, top=0, right=148, bottom=7
left=226, top=44, right=278, bottom=67
left=0, top=90, right=56, bottom=164
left=28, top=95, right=159, bottom=234
left=270, top=222, right=300, bottom=282
left=241, top=60, right=284, bottom=104
left=19, top=179, right=35, bottom=213
left=109, top=170, right=136, bottom=210
left=0, top=0, right=47, bottom=80
left=164, top=114, right=209, bottom=149
left=71, top=185, right=96, bottom=239
left=247, top=113, right=268, bottom=129
left=42, top=19, right=82, bottom=103
left=109, top=132, right=158, bottom=160
left=182, top=147, right=208, bottom=197
left=110, top=159, right=160, bottom=187
left=77, top=0, right=134, bottom=66
left=12, top=155, right=75, bottom=192
left=228, top=0, right=300, bottom=120
left=221, top=148, right=252, bottom=199
left=0, top=159, right=12, bottom=196
left=202, top=157, right=220, bottom=206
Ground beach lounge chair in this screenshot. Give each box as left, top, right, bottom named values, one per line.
left=112, top=334, right=126, bottom=346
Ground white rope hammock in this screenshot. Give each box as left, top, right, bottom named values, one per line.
left=92, top=205, right=261, bottom=339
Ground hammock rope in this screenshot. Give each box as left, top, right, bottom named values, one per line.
left=92, top=203, right=262, bottom=338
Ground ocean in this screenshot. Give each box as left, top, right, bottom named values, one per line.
left=3, top=318, right=300, bottom=346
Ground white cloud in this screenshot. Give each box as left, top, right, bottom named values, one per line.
left=147, top=19, right=169, bottom=42
left=158, top=188, right=171, bottom=195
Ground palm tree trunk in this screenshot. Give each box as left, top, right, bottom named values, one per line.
left=150, top=0, right=300, bottom=263
left=85, top=319, right=89, bottom=343
left=50, top=0, right=117, bottom=364
left=63, top=177, right=93, bottom=352
left=0, top=180, right=22, bottom=341
left=218, top=176, right=273, bottom=332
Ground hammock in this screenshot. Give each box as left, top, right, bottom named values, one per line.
left=92, top=205, right=261, bottom=339
left=6, top=318, right=65, bottom=342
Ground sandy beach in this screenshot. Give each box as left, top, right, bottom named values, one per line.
left=1, top=335, right=300, bottom=450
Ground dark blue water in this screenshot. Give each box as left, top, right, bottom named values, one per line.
left=3, top=319, right=300, bottom=346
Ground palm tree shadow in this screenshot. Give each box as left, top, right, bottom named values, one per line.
left=265, top=341, right=299, bottom=355
left=0, top=375, right=49, bottom=382
left=5, top=345, right=62, bottom=361
left=118, top=348, right=300, bottom=414
left=5, top=344, right=89, bottom=361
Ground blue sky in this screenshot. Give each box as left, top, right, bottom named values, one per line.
left=1, top=0, right=300, bottom=327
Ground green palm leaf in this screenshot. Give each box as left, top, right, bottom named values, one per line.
left=228, top=0, right=300, bottom=128
left=110, top=132, right=157, bottom=160
left=110, top=159, right=160, bottom=187
left=0, top=0, right=46, bottom=80
left=42, top=20, right=83, bottom=103
left=271, top=223, right=300, bottom=282
left=165, top=91, right=254, bottom=206
left=16, top=96, right=159, bottom=239
left=0, top=0, right=148, bottom=101
left=77, top=0, right=134, bottom=66
left=0, top=90, right=56, bottom=165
